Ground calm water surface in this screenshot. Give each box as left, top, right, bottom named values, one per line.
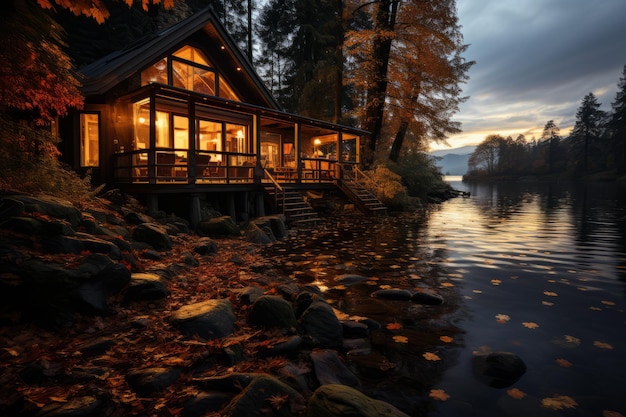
left=266, top=178, right=626, bottom=416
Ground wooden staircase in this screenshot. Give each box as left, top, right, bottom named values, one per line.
left=265, top=185, right=321, bottom=228
left=337, top=177, right=387, bottom=216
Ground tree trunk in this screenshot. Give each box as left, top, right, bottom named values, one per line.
left=361, top=0, right=397, bottom=167
left=389, top=119, right=409, bottom=163
left=333, top=0, right=344, bottom=124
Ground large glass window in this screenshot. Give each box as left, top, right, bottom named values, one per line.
left=225, top=123, right=248, bottom=153
left=140, top=45, right=240, bottom=101
left=155, top=111, right=170, bottom=148
left=260, top=132, right=280, bottom=168
left=173, top=115, right=189, bottom=157
left=133, top=100, right=150, bottom=151
left=79, top=113, right=99, bottom=167
left=198, top=120, right=222, bottom=149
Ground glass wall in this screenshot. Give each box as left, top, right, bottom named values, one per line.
left=140, top=45, right=239, bottom=101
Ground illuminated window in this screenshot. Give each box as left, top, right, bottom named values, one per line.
left=198, top=120, right=222, bottom=150
left=140, top=45, right=240, bottom=101
left=79, top=113, right=99, bottom=167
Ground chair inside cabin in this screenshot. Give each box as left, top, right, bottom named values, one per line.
left=195, top=154, right=211, bottom=177
left=156, top=152, right=176, bottom=179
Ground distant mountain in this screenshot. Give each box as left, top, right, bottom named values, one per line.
left=430, top=145, right=476, bottom=157
left=429, top=145, right=474, bottom=175
left=433, top=153, right=470, bottom=175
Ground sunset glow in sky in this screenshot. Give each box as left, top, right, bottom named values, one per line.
left=430, top=0, right=626, bottom=151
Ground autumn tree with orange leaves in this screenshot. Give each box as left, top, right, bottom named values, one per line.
left=344, top=0, right=472, bottom=166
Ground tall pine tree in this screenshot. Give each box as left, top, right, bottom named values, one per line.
left=570, top=92, right=605, bottom=172
left=607, top=65, right=626, bottom=173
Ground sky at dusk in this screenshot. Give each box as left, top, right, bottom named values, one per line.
left=431, top=0, right=626, bottom=151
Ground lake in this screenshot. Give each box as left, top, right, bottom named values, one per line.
left=264, top=177, right=626, bottom=416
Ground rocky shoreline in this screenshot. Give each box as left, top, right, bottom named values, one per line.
left=0, top=190, right=525, bottom=417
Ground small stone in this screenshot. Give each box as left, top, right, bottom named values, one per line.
left=125, top=367, right=181, bottom=396
left=411, top=289, right=445, bottom=305
left=371, top=288, right=413, bottom=301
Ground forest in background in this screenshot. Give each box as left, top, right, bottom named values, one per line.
left=465, top=67, right=626, bottom=181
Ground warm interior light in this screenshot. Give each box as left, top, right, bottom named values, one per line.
left=138, top=117, right=146, bottom=124
left=237, top=130, right=244, bottom=138
left=314, top=138, right=322, bottom=145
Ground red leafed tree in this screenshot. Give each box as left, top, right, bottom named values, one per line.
left=0, top=0, right=84, bottom=126
left=0, top=0, right=178, bottom=126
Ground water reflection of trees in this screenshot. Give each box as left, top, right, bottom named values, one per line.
left=465, top=180, right=626, bottom=290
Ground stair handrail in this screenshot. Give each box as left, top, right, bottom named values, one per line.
left=264, top=169, right=285, bottom=214
left=353, top=166, right=372, bottom=183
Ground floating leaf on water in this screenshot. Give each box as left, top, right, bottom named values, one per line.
left=542, top=301, right=554, bottom=306
left=601, top=300, right=616, bottom=306
left=552, top=335, right=581, bottom=348
left=507, top=388, right=526, bottom=399
left=392, top=335, right=409, bottom=344
left=589, top=306, right=602, bottom=311
left=603, top=411, right=624, bottom=417
left=556, top=358, right=573, bottom=368
left=491, top=279, right=502, bottom=286
left=522, top=322, right=539, bottom=329
left=423, top=352, right=441, bottom=361
left=379, top=284, right=392, bottom=290
left=439, top=336, right=453, bottom=343
left=386, top=322, right=402, bottom=330
left=429, top=389, right=450, bottom=401
left=541, top=395, right=577, bottom=410
left=577, top=287, right=588, bottom=291
left=543, top=291, right=558, bottom=297
left=473, top=289, right=483, bottom=294
left=593, top=341, right=613, bottom=350
left=495, top=314, right=510, bottom=323
left=440, top=282, right=455, bottom=287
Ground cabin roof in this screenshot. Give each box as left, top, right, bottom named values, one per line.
left=79, top=7, right=280, bottom=109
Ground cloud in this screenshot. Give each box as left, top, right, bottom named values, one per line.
left=440, top=0, right=626, bottom=149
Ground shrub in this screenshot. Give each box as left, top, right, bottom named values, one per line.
left=0, top=115, right=93, bottom=204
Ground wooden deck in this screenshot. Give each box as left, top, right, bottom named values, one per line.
left=112, top=149, right=353, bottom=187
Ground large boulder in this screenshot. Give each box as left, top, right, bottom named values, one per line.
left=250, top=215, right=287, bottom=241
left=222, top=375, right=305, bottom=417
left=197, top=216, right=240, bottom=237
left=7, top=194, right=82, bottom=227
left=247, top=295, right=297, bottom=329
left=300, top=301, right=343, bottom=348
left=171, top=299, right=236, bottom=340
left=307, top=384, right=409, bottom=417
left=131, top=223, right=172, bottom=250
left=122, top=273, right=168, bottom=303
left=310, top=349, right=361, bottom=389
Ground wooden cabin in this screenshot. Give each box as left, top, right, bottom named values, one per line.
left=59, top=7, right=383, bottom=225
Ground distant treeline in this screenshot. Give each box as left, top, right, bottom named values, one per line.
left=465, top=66, right=626, bottom=180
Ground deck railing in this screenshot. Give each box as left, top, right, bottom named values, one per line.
left=113, top=148, right=256, bottom=184
left=113, top=148, right=358, bottom=185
